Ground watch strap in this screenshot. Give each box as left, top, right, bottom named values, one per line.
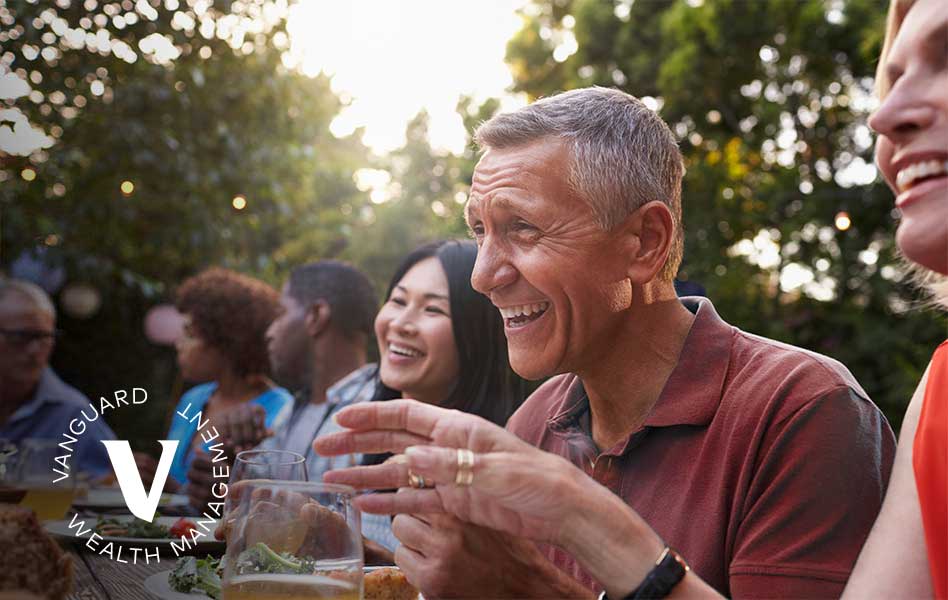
left=597, top=546, right=689, bottom=600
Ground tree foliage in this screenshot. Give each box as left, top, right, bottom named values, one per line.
left=0, top=0, right=370, bottom=440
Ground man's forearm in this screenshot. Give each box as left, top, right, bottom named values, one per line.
left=562, top=484, right=722, bottom=599
left=502, top=548, right=595, bottom=600
left=562, top=487, right=662, bottom=599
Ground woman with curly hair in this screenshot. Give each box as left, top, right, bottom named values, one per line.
left=137, top=268, right=293, bottom=492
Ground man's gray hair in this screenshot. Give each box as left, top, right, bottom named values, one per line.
left=474, top=87, right=684, bottom=281
left=0, top=278, right=57, bottom=319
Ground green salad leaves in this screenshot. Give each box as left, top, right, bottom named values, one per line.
left=169, top=555, right=222, bottom=599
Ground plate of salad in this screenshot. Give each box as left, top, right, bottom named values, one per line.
left=146, top=546, right=328, bottom=600
left=147, top=551, right=422, bottom=600
left=144, top=556, right=222, bottom=599
left=45, top=515, right=224, bottom=553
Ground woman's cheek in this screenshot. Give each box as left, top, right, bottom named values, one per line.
left=875, top=136, right=898, bottom=193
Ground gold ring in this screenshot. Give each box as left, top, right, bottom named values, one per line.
left=407, top=470, right=427, bottom=489
left=455, top=449, right=474, bottom=486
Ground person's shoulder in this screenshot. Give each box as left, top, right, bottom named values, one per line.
left=251, top=386, right=293, bottom=424
left=256, top=386, right=294, bottom=406
left=33, top=370, right=116, bottom=438
left=175, top=382, right=216, bottom=411
left=331, top=363, right=378, bottom=407
left=182, top=381, right=217, bottom=399
left=932, top=339, right=948, bottom=364
left=37, top=368, right=93, bottom=410
left=506, top=374, right=578, bottom=436
left=734, top=329, right=866, bottom=393
left=724, top=329, right=879, bottom=422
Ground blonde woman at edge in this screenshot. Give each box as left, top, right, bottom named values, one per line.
left=843, top=0, right=947, bottom=597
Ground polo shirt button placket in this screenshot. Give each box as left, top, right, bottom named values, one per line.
left=592, top=455, right=619, bottom=492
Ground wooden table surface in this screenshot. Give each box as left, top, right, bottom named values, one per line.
left=66, top=544, right=181, bottom=600
left=58, top=503, right=214, bottom=600
left=66, top=544, right=163, bottom=600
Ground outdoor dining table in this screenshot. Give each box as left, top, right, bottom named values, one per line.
left=66, top=544, right=171, bottom=600
left=60, top=503, right=221, bottom=600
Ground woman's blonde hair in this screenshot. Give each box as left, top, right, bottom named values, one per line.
left=876, top=0, right=948, bottom=309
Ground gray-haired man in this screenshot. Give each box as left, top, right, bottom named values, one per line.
left=374, top=87, right=894, bottom=598
left=0, top=279, right=117, bottom=477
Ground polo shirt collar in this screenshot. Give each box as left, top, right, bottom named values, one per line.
left=643, top=297, right=733, bottom=427
left=326, top=363, right=376, bottom=406
left=548, top=297, right=733, bottom=434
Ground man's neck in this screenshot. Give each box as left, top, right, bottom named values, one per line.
left=307, top=340, right=367, bottom=406
left=579, top=289, right=695, bottom=452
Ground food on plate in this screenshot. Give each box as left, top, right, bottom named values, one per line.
left=94, top=515, right=196, bottom=539
left=169, top=517, right=198, bottom=538
left=0, top=505, right=74, bottom=600
left=235, top=542, right=322, bottom=575
left=364, top=567, right=419, bottom=600
left=170, top=555, right=222, bottom=599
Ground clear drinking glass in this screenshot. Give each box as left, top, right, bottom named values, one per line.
left=221, top=480, right=363, bottom=600
left=230, top=450, right=308, bottom=484
left=221, top=450, right=308, bottom=537
left=0, top=439, right=24, bottom=504
left=16, top=438, right=77, bottom=520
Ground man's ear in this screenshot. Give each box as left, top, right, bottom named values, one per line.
left=304, top=299, right=331, bottom=338
left=616, top=201, right=675, bottom=284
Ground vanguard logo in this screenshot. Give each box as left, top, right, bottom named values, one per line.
left=49, top=388, right=232, bottom=564
left=102, top=439, right=178, bottom=521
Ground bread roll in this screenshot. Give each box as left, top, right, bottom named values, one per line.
left=364, top=567, right=419, bottom=600
left=0, top=505, right=74, bottom=600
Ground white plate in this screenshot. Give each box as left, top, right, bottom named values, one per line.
left=44, top=516, right=224, bottom=553
left=143, top=570, right=212, bottom=600
left=73, top=488, right=190, bottom=509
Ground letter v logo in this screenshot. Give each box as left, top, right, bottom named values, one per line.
left=102, top=440, right=179, bottom=522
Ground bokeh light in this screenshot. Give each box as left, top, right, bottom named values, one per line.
left=21, top=167, right=36, bottom=181
left=232, top=195, right=247, bottom=210
left=120, top=180, right=134, bottom=195
left=835, top=211, right=851, bottom=231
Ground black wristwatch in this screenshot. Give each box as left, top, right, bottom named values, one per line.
left=598, top=546, right=690, bottom=600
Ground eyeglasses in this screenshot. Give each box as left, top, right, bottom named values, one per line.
left=0, top=328, right=61, bottom=347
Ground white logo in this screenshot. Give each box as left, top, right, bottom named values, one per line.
left=101, top=440, right=178, bottom=521
left=48, top=389, right=231, bottom=565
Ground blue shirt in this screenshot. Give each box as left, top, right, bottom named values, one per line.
left=0, top=368, right=117, bottom=477
left=167, top=383, right=293, bottom=485
left=258, top=364, right=398, bottom=551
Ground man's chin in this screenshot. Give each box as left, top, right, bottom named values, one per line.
left=509, top=354, right=557, bottom=382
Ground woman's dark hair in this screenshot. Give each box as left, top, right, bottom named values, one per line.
left=176, top=267, right=279, bottom=377
left=368, top=240, right=525, bottom=455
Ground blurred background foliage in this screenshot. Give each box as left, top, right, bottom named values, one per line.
left=1, top=0, right=944, bottom=442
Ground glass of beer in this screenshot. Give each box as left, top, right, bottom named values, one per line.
left=16, top=439, right=77, bottom=521
left=0, top=439, right=25, bottom=504
left=221, top=480, right=363, bottom=600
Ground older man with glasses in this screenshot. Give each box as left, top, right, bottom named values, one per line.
left=0, top=278, right=115, bottom=477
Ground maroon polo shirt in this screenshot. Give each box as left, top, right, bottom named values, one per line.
left=508, top=298, right=895, bottom=599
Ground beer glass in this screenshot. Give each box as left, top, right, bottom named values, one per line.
left=221, top=480, right=362, bottom=599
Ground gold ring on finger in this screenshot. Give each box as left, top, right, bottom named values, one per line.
left=455, top=448, right=475, bottom=486
left=407, top=470, right=427, bottom=489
